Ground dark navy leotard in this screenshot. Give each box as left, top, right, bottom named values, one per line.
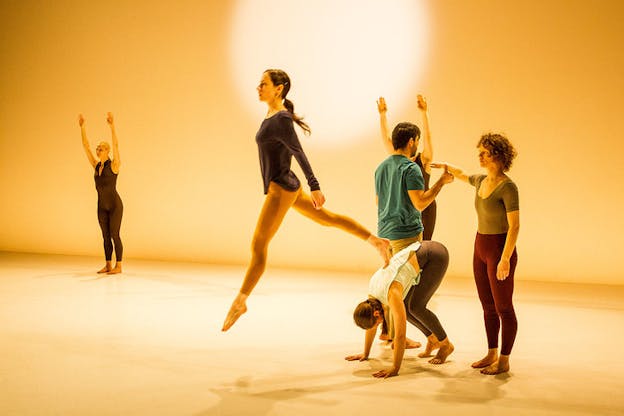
left=94, top=159, right=123, bottom=261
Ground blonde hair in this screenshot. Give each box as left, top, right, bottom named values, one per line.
left=96, top=141, right=110, bottom=152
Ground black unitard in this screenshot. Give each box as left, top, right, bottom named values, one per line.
left=415, top=153, right=436, bottom=240
left=94, top=160, right=123, bottom=261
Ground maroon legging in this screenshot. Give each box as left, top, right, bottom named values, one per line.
left=473, top=232, right=517, bottom=356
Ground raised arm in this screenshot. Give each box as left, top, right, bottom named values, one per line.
left=430, top=162, right=470, bottom=183
left=408, top=166, right=454, bottom=211
left=373, top=282, right=406, bottom=378
left=79, top=114, right=97, bottom=168
left=107, top=112, right=120, bottom=173
left=417, top=95, right=432, bottom=173
left=497, top=210, right=519, bottom=280
left=377, top=97, right=395, bottom=154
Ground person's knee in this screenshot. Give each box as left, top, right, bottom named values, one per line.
left=250, top=236, right=269, bottom=257
left=429, top=241, right=449, bottom=264
left=312, top=211, right=335, bottom=227
left=495, top=304, right=515, bottom=316
left=407, top=303, right=427, bottom=320
left=482, top=303, right=498, bottom=315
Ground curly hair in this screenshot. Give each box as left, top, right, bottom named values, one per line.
left=477, top=133, right=517, bottom=172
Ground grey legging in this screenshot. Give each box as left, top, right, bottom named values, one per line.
left=403, top=240, right=449, bottom=341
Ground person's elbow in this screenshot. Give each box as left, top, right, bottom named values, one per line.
left=411, top=199, right=428, bottom=211
left=508, top=220, right=520, bottom=234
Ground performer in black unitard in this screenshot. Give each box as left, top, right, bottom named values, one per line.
left=79, top=112, right=123, bottom=274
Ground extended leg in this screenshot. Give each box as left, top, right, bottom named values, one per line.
left=292, top=191, right=390, bottom=265
left=222, top=183, right=299, bottom=331
left=406, top=242, right=453, bottom=364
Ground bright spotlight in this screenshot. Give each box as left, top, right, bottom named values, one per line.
left=230, top=0, right=429, bottom=147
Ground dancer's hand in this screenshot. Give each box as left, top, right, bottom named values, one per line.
left=345, top=353, right=368, bottom=362
left=417, top=94, right=427, bottom=111
left=431, top=162, right=470, bottom=183
left=311, top=190, right=325, bottom=210
left=439, top=165, right=454, bottom=185
left=78, top=114, right=85, bottom=127
left=377, top=97, right=387, bottom=114
left=372, top=367, right=399, bottom=378
left=106, top=112, right=114, bottom=126
left=431, top=162, right=461, bottom=177
left=496, top=258, right=510, bottom=280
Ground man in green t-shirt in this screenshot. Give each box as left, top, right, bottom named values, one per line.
left=374, top=122, right=454, bottom=345
left=375, top=122, right=454, bottom=254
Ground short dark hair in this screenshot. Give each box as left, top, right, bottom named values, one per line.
left=478, top=133, right=517, bottom=172
left=391, top=122, right=420, bottom=150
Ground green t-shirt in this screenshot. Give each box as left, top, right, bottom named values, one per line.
left=375, top=155, right=424, bottom=239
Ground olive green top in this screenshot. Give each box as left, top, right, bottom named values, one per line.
left=469, top=175, right=519, bottom=234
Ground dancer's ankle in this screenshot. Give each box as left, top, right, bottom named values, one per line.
left=236, top=292, right=249, bottom=302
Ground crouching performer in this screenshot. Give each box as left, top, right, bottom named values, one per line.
left=346, top=240, right=454, bottom=378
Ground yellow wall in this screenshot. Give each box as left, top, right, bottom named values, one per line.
left=1, top=0, right=623, bottom=284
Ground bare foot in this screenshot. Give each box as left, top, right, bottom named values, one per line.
left=481, top=355, right=509, bottom=375
left=379, top=333, right=391, bottom=341
left=107, top=265, right=122, bottom=275
left=429, top=339, right=454, bottom=364
left=471, top=350, right=498, bottom=368
left=222, top=293, right=248, bottom=332
left=391, top=337, right=421, bottom=349
left=405, top=338, right=421, bottom=349
left=97, top=263, right=112, bottom=273
left=368, top=235, right=391, bottom=267
left=480, top=360, right=510, bottom=375
left=418, top=334, right=440, bottom=358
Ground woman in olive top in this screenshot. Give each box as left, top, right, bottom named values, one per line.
left=432, top=133, right=519, bottom=375
left=222, top=69, right=391, bottom=332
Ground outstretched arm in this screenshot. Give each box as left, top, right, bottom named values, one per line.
left=107, top=112, right=121, bottom=173
left=345, top=322, right=379, bottom=362
left=408, top=166, right=454, bottom=211
left=79, top=114, right=97, bottom=168
left=417, top=95, right=432, bottom=173
left=377, top=97, right=395, bottom=154
left=373, top=283, right=406, bottom=378
left=430, top=162, right=470, bottom=183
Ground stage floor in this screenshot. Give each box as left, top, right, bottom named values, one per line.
left=1, top=252, right=623, bottom=415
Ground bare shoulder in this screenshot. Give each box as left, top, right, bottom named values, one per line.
left=388, top=281, right=404, bottom=297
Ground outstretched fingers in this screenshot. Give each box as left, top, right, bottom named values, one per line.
left=377, top=97, right=387, bottom=113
